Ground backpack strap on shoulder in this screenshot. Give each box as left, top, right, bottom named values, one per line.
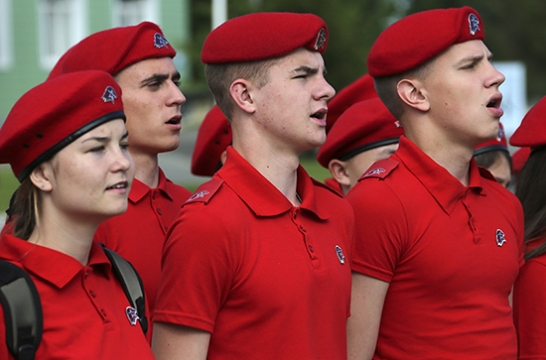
left=0, top=261, right=42, bottom=360
left=99, top=244, right=148, bottom=334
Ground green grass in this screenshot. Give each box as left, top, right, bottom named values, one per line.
left=0, top=157, right=332, bottom=216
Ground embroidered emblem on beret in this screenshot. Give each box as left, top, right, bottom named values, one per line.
left=468, top=13, right=480, bottom=36
left=495, top=229, right=506, bottom=247
left=102, top=86, right=117, bottom=104
left=154, top=33, right=169, bottom=49
left=315, top=28, right=327, bottom=51
left=126, top=306, right=139, bottom=326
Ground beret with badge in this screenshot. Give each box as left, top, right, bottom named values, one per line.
left=0, top=70, right=125, bottom=182
left=48, top=21, right=175, bottom=78
left=368, top=6, right=485, bottom=77
left=474, top=122, right=509, bottom=156
left=191, top=105, right=232, bottom=177
left=510, top=95, right=546, bottom=148
left=317, top=97, right=404, bottom=168
left=201, top=12, right=328, bottom=64
left=326, top=74, right=378, bottom=133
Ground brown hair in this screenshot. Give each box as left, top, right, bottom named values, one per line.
left=515, top=146, right=546, bottom=260
left=474, top=150, right=512, bottom=172
left=205, top=58, right=278, bottom=120
left=9, top=178, right=40, bottom=240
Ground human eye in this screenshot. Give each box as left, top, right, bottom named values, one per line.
left=120, top=142, right=130, bottom=151
left=89, top=145, right=105, bottom=153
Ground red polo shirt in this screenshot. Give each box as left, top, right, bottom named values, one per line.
left=346, top=136, right=524, bottom=359
left=154, top=147, right=354, bottom=360
left=0, top=235, right=154, bottom=359
left=513, top=250, right=546, bottom=359
left=94, top=167, right=191, bottom=326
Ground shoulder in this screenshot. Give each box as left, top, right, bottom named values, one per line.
left=358, top=158, right=400, bottom=181
left=183, top=178, right=225, bottom=207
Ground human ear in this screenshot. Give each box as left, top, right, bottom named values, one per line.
left=229, top=79, right=256, bottom=114
left=397, top=79, right=430, bottom=112
left=328, top=159, right=351, bottom=187
left=29, top=163, right=53, bottom=192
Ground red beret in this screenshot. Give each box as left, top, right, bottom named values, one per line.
left=474, top=122, right=508, bottom=156
left=0, top=70, right=125, bottom=182
left=511, top=147, right=531, bottom=176
left=201, top=12, right=328, bottom=64
left=326, top=74, right=378, bottom=133
left=368, top=6, right=484, bottom=77
left=510, top=96, right=546, bottom=147
left=191, top=105, right=232, bottom=177
left=48, top=21, right=176, bottom=79
left=317, top=98, right=404, bottom=167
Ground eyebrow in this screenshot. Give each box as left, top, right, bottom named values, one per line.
left=292, top=65, right=328, bottom=76
left=83, top=130, right=129, bottom=143
left=141, top=71, right=181, bottom=85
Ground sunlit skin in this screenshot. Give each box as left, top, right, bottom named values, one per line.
left=34, top=119, right=134, bottom=225
left=115, top=57, right=186, bottom=157
left=27, top=119, right=135, bottom=264
left=248, top=48, right=336, bottom=155
left=413, top=40, right=505, bottom=149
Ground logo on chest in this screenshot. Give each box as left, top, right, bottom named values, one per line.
left=335, top=245, right=345, bottom=264
left=126, top=306, right=140, bottom=326
left=495, top=229, right=507, bottom=247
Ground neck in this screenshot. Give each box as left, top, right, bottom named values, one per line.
left=232, top=137, right=301, bottom=206
left=27, top=210, right=99, bottom=266
left=130, top=150, right=159, bottom=188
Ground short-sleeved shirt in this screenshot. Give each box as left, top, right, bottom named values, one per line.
left=154, top=147, right=354, bottom=360
left=94, top=167, right=191, bottom=323
left=513, top=249, right=546, bottom=359
left=0, top=234, right=154, bottom=359
left=346, top=136, right=524, bottom=360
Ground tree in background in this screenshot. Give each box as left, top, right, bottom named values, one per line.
left=185, top=0, right=546, bottom=106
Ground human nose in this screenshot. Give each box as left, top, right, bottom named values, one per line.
left=112, top=147, right=134, bottom=176
left=316, top=77, right=336, bottom=102
left=168, top=82, right=187, bottom=107
left=488, top=62, right=506, bottom=88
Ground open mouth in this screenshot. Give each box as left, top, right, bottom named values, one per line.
left=106, top=182, right=128, bottom=190
left=311, top=109, right=327, bottom=121
left=486, top=95, right=502, bottom=109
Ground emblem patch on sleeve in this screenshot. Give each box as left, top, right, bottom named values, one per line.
left=495, top=229, right=506, bottom=247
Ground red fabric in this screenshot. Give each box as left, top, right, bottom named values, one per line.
left=510, top=95, right=546, bottom=147
left=317, top=98, right=403, bottom=167
left=346, top=136, right=524, bottom=359
left=49, top=21, right=175, bottom=78
left=368, top=6, right=484, bottom=77
left=0, top=71, right=123, bottom=180
left=326, top=74, right=378, bottom=132
left=155, top=147, right=354, bottom=360
left=201, top=12, right=328, bottom=64
left=0, top=235, right=154, bottom=359
left=474, top=122, right=508, bottom=155
left=511, top=147, right=531, bottom=176
left=94, top=168, right=191, bottom=336
left=323, top=177, right=343, bottom=195
left=191, top=105, right=231, bottom=177
left=513, top=252, right=546, bottom=359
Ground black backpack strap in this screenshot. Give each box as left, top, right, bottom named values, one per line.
left=0, top=261, right=42, bottom=360
left=99, top=244, right=148, bottom=334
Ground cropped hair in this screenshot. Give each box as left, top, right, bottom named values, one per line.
left=205, top=58, right=278, bottom=120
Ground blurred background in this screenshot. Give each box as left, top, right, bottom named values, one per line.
left=0, top=0, right=543, bottom=215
